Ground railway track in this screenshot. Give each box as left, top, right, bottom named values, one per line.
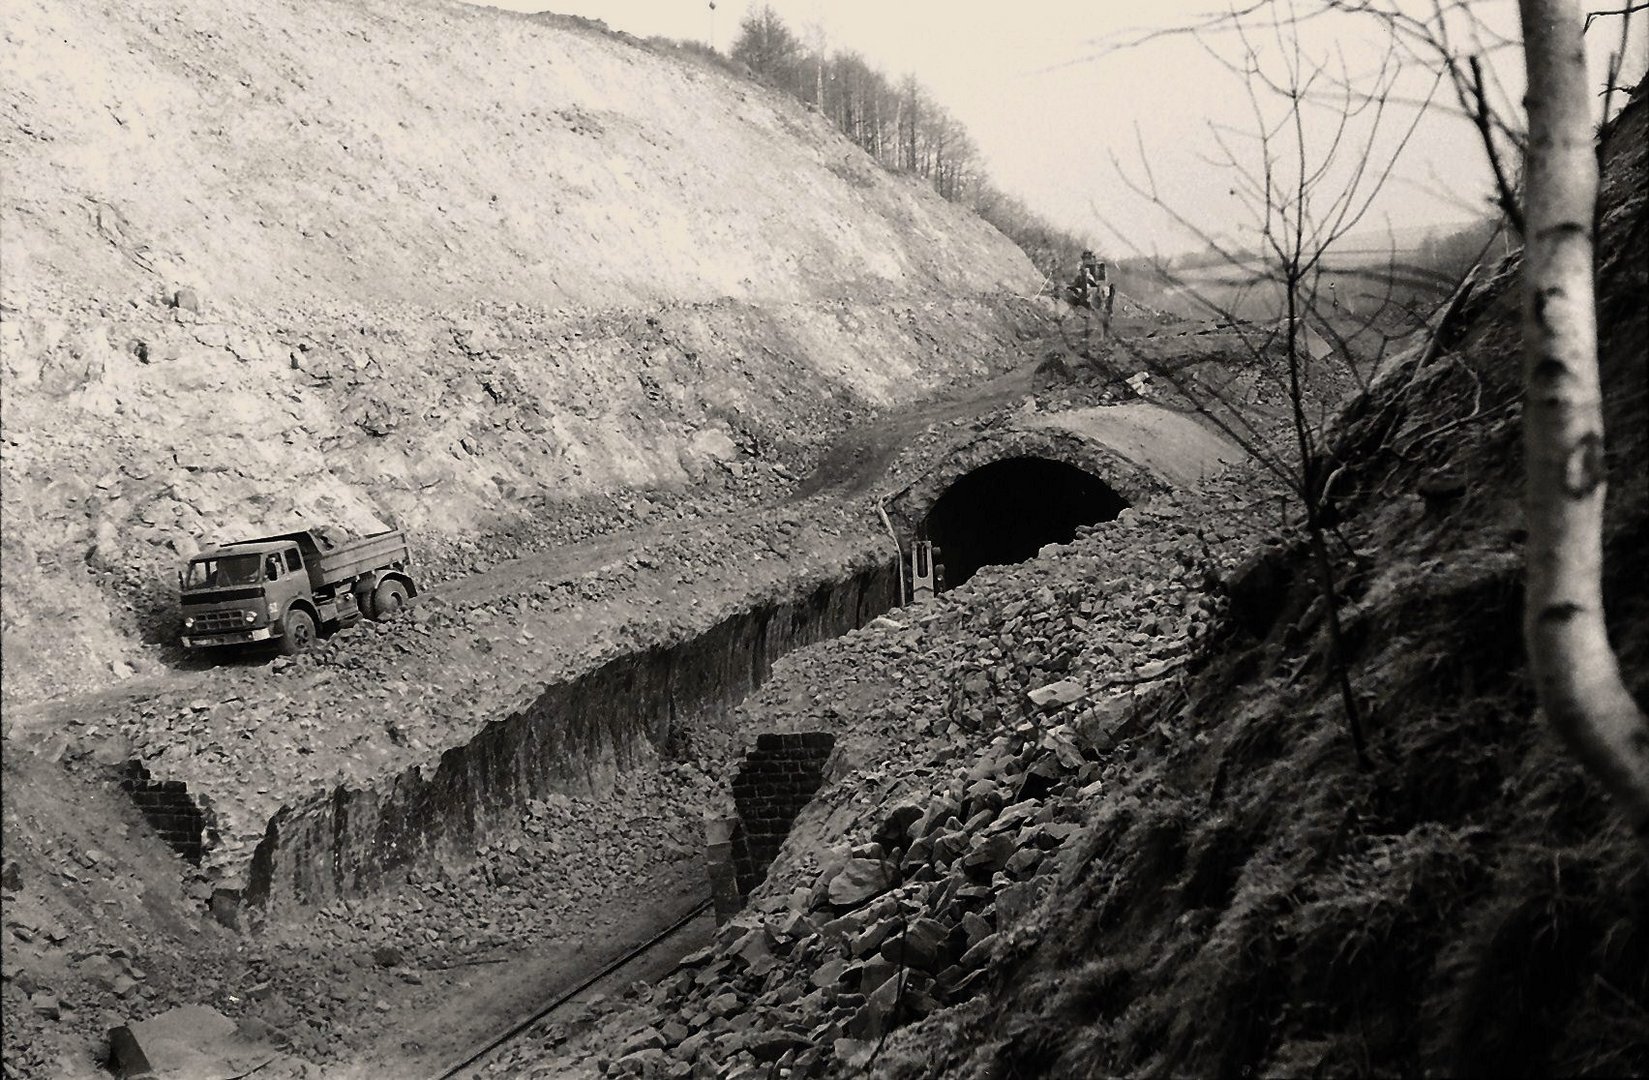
left=432, top=898, right=714, bottom=1079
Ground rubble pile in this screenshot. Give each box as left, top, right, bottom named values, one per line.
left=714, top=474, right=1273, bottom=761
left=243, top=764, right=715, bottom=1061
left=534, top=722, right=1100, bottom=1080
left=0, top=757, right=267, bottom=1079
left=489, top=466, right=1283, bottom=1077
left=0, top=752, right=715, bottom=1072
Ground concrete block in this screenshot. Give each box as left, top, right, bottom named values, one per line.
left=108, top=1004, right=276, bottom=1079
left=704, top=817, right=739, bottom=847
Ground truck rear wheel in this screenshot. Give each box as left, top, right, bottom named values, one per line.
left=279, top=609, right=316, bottom=655
left=371, top=579, right=408, bottom=620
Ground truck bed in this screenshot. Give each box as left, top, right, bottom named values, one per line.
left=311, top=530, right=410, bottom=587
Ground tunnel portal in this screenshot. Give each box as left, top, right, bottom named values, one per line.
left=924, top=456, right=1128, bottom=587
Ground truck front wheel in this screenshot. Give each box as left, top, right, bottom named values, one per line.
left=371, top=580, right=408, bottom=620
left=279, top=609, right=317, bottom=655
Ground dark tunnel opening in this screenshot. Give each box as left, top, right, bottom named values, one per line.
left=923, top=457, right=1129, bottom=587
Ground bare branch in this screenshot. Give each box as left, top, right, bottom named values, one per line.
left=1469, top=55, right=1528, bottom=233
left=1584, top=3, right=1649, bottom=32
left=1598, top=1, right=1641, bottom=121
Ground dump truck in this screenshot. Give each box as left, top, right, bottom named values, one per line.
left=178, top=528, right=418, bottom=654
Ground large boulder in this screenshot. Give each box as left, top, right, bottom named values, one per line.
left=107, top=1004, right=280, bottom=1079
left=827, top=858, right=892, bottom=907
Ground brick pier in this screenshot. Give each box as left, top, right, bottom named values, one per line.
left=119, top=762, right=211, bottom=865
left=707, top=732, right=834, bottom=921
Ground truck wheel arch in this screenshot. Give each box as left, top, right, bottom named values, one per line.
left=381, top=570, right=417, bottom=597
left=276, top=600, right=321, bottom=653
left=281, top=598, right=321, bottom=629
left=369, top=575, right=414, bottom=621
left=354, top=570, right=418, bottom=621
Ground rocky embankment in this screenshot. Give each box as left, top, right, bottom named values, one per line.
left=0, top=0, right=1043, bottom=703
left=482, top=471, right=1274, bottom=1078
left=0, top=421, right=1266, bottom=1078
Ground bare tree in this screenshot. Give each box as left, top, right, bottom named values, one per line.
left=801, top=21, right=827, bottom=108
left=899, top=74, right=922, bottom=173
left=1093, top=0, right=1649, bottom=824
left=1089, top=7, right=1450, bottom=769
left=1516, top=0, right=1649, bottom=843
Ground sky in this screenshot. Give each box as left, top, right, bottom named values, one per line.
left=473, top=0, right=1646, bottom=258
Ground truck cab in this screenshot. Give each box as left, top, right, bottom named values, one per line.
left=180, top=541, right=335, bottom=651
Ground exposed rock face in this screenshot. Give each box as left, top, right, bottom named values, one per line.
left=0, top=0, right=1042, bottom=703
left=241, top=568, right=896, bottom=914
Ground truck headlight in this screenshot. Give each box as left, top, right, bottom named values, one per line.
left=243, top=610, right=257, bottom=624
left=183, top=616, right=196, bottom=629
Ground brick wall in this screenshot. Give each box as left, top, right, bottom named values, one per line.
left=119, top=762, right=212, bottom=865
left=707, top=732, right=834, bottom=922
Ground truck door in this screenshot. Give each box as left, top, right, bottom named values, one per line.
left=265, top=549, right=306, bottom=619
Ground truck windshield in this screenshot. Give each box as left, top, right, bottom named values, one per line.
left=185, top=554, right=265, bottom=588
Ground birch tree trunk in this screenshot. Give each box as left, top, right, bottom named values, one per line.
left=1518, top=0, right=1649, bottom=844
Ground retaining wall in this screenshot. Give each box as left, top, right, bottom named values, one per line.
left=120, top=761, right=215, bottom=865
left=240, top=563, right=897, bottom=916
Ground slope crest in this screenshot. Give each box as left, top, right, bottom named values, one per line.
left=1, top=0, right=1030, bottom=308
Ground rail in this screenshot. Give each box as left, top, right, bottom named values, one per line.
left=431, top=898, right=713, bottom=1079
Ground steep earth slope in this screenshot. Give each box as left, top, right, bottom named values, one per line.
left=0, top=0, right=1042, bottom=704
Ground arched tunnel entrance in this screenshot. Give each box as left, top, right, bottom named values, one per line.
left=924, top=457, right=1129, bottom=587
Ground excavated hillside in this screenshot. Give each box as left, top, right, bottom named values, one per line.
left=14, top=5, right=1641, bottom=1079
left=0, top=0, right=1042, bottom=705
left=489, top=87, right=1648, bottom=1080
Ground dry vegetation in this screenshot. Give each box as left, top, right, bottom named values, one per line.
left=873, top=84, right=1649, bottom=1080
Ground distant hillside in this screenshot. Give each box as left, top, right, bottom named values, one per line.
left=0, top=0, right=1043, bottom=704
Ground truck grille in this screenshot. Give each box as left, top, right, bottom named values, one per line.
left=191, top=610, right=255, bottom=633
left=182, top=587, right=263, bottom=605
